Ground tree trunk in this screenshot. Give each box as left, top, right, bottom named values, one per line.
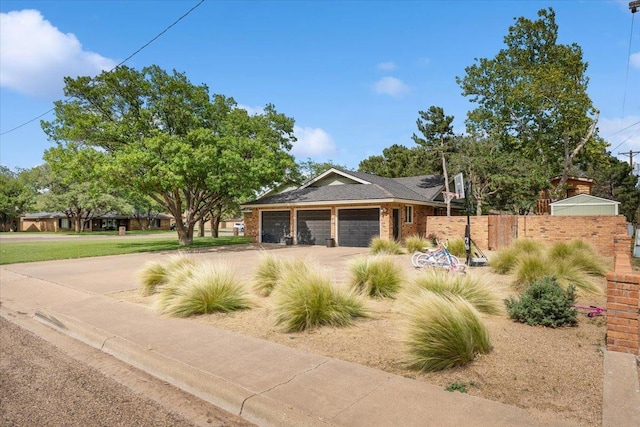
left=211, top=214, right=220, bottom=238
left=198, top=218, right=205, bottom=237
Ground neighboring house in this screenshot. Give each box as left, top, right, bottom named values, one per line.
left=537, top=176, right=596, bottom=214
left=240, top=168, right=463, bottom=247
left=20, top=212, right=172, bottom=232
left=550, top=194, right=620, bottom=216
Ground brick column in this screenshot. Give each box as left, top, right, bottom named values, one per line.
left=606, top=252, right=640, bottom=354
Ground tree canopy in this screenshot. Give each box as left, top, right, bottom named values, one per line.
left=456, top=7, right=601, bottom=193
left=42, top=65, right=297, bottom=244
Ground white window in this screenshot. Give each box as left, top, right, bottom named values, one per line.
left=405, top=205, right=413, bottom=224
left=59, top=218, right=71, bottom=229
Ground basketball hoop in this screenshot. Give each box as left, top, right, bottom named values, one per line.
left=443, top=191, right=461, bottom=201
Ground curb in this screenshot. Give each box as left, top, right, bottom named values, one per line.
left=35, top=309, right=333, bottom=427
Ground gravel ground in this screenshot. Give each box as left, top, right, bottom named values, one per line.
left=0, top=316, right=254, bottom=427
left=121, top=251, right=608, bottom=426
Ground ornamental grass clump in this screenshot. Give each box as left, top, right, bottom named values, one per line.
left=348, top=256, right=403, bottom=298
left=403, top=292, right=491, bottom=372
left=138, top=253, right=197, bottom=296
left=512, top=253, right=552, bottom=292
left=551, top=259, right=603, bottom=296
left=253, top=253, right=282, bottom=296
left=548, top=240, right=609, bottom=278
left=504, top=276, right=578, bottom=327
left=404, top=234, right=431, bottom=253
left=490, top=239, right=545, bottom=275
left=274, top=266, right=368, bottom=332
left=370, top=237, right=404, bottom=255
left=160, top=263, right=251, bottom=318
left=411, top=271, right=501, bottom=315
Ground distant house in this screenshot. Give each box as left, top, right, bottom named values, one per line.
left=19, top=212, right=173, bottom=232
left=550, top=194, right=620, bottom=216
left=240, top=168, right=463, bottom=247
left=537, top=176, right=596, bottom=214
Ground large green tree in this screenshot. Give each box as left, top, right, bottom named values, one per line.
left=457, top=8, right=601, bottom=194
left=358, top=144, right=434, bottom=177
left=589, top=156, right=640, bottom=224
left=42, top=65, right=297, bottom=245
left=0, top=166, right=39, bottom=231
left=41, top=144, right=131, bottom=232
left=412, top=106, right=455, bottom=215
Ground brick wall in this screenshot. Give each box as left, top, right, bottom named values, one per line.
left=605, top=245, right=640, bottom=354
left=425, top=215, right=629, bottom=257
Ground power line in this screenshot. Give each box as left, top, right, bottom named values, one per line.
left=0, top=0, right=205, bottom=137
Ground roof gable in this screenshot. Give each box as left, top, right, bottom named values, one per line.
left=550, top=194, right=619, bottom=206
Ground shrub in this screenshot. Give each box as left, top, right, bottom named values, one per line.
left=349, top=256, right=403, bottom=298
left=403, top=292, right=491, bottom=372
left=161, top=263, right=251, bottom=317
left=253, top=253, right=282, bottom=296
left=411, top=271, right=501, bottom=315
left=274, top=266, right=368, bottom=332
left=446, top=238, right=466, bottom=258
left=370, top=237, right=404, bottom=255
left=504, top=276, right=578, bottom=327
left=404, top=234, right=431, bottom=253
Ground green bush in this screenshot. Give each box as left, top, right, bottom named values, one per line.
left=274, top=266, right=368, bottom=332
left=349, top=256, right=403, bottom=298
left=370, top=237, right=404, bottom=255
left=161, top=263, right=251, bottom=317
left=504, top=276, right=578, bottom=328
left=404, top=235, right=431, bottom=253
left=403, top=292, right=491, bottom=372
left=411, top=271, right=501, bottom=315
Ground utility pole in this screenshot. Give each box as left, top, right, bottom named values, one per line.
left=619, top=150, right=640, bottom=173
left=631, top=1, right=640, bottom=13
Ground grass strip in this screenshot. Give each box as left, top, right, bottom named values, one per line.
left=0, top=236, right=251, bottom=265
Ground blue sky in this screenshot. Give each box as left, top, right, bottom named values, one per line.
left=1, top=0, right=639, bottom=172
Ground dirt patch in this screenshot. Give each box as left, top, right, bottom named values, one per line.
left=117, top=249, right=607, bottom=426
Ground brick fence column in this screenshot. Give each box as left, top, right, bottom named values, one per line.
left=606, top=252, right=640, bottom=354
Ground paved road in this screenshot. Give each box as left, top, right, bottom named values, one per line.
left=0, top=315, right=254, bottom=427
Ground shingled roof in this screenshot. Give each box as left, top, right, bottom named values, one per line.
left=242, top=168, right=449, bottom=207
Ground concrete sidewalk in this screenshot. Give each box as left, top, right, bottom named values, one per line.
left=1, top=246, right=638, bottom=426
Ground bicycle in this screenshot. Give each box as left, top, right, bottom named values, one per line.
left=411, top=240, right=466, bottom=273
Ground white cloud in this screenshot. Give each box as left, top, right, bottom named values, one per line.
left=377, top=61, right=397, bottom=71
left=373, top=76, right=410, bottom=97
left=236, top=104, right=264, bottom=115
left=598, top=115, right=640, bottom=158
left=0, top=9, right=116, bottom=98
left=630, top=52, right=640, bottom=69
left=292, top=126, right=337, bottom=157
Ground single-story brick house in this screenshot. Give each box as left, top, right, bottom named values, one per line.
left=240, top=168, right=463, bottom=247
left=20, top=212, right=173, bottom=232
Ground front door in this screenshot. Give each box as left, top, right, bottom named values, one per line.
left=392, top=208, right=400, bottom=241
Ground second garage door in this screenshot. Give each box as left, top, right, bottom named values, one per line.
left=337, top=208, right=380, bottom=247
left=296, top=209, right=331, bottom=245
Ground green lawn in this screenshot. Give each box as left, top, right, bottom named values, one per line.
left=0, top=236, right=252, bottom=265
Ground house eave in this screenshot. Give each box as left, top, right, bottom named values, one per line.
left=241, top=198, right=449, bottom=210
